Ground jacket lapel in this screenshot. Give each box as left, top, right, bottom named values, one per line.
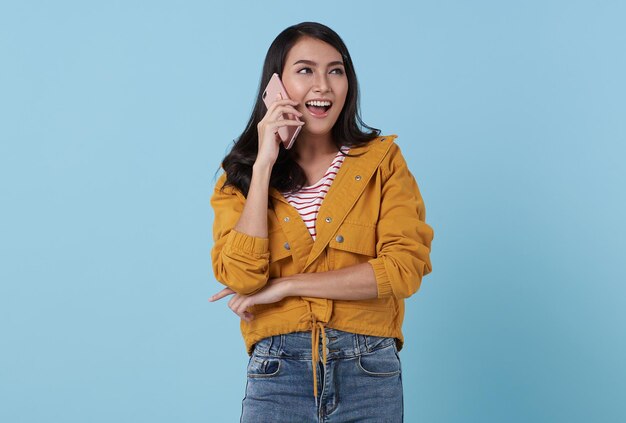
left=269, top=135, right=396, bottom=272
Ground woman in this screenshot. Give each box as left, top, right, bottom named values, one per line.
left=209, top=21, right=434, bottom=422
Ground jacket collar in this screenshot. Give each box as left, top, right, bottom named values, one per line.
left=269, top=135, right=397, bottom=271
left=268, top=135, right=396, bottom=204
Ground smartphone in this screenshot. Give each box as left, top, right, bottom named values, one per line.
left=262, top=73, right=302, bottom=149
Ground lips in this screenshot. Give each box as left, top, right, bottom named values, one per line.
left=305, top=99, right=332, bottom=117
left=306, top=105, right=329, bottom=116
left=305, top=98, right=333, bottom=117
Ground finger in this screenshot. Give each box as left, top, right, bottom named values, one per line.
left=234, top=296, right=253, bottom=317
left=270, top=104, right=303, bottom=119
left=268, top=120, right=305, bottom=132
left=268, top=110, right=302, bottom=126
left=229, top=294, right=247, bottom=315
left=258, top=106, right=301, bottom=133
left=243, top=311, right=255, bottom=322
left=267, top=100, right=300, bottom=115
left=232, top=304, right=247, bottom=321
left=230, top=305, right=246, bottom=320
left=269, top=98, right=298, bottom=107
left=233, top=295, right=256, bottom=320
left=227, top=293, right=241, bottom=309
left=208, top=288, right=234, bottom=302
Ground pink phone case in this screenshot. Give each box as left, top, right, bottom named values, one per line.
left=262, top=73, right=302, bottom=149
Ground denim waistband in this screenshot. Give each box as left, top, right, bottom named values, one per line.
left=252, top=328, right=396, bottom=361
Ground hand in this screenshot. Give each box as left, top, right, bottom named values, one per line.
left=208, top=278, right=291, bottom=322
left=255, top=95, right=304, bottom=168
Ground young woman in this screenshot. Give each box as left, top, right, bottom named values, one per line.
left=209, top=22, right=434, bottom=422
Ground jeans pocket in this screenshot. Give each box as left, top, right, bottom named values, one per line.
left=357, top=344, right=401, bottom=377
left=247, top=355, right=281, bottom=378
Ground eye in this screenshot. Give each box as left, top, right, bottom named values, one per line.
left=297, top=67, right=312, bottom=74
left=331, top=68, right=344, bottom=75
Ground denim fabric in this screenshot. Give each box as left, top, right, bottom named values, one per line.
left=240, top=328, right=403, bottom=422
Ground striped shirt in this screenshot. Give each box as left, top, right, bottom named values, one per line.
left=283, top=146, right=350, bottom=240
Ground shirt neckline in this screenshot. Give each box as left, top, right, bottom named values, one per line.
left=301, top=147, right=350, bottom=189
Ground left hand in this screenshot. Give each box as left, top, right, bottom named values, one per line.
left=208, top=278, right=290, bottom=322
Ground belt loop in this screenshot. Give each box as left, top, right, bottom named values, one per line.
left=267, top=334, right=274, bottom=355
left=278, top=334, right=285, bottom=355
left=355, top=333, right=363, bottom=355
left=362, top=334, right=370, bottom=353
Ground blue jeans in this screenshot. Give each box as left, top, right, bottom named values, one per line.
left=241, top=328, right=403, bottom=422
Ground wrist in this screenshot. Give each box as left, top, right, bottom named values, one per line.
left=252, top=161, right=274, bottom=174
left=280, top=275, right=303, bottom=297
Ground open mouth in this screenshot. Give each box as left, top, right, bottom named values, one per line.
left=305, top=100, right=332, bottom=116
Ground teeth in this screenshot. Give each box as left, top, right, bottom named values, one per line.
left=306, top=100, right=332, bottom=107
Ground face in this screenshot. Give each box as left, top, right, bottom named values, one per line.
left=281, top=36, right=348, bottom=138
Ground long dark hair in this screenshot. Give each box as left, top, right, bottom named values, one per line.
left=217, top=21, right=380, bottom=198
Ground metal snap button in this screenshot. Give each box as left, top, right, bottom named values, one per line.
left=325, top=217, right=332, bottom=223
left=283, top=216, right=290, bottom=222
left=335, top=235, right=344, bottom=243
left=355, top=175, right=361, bottom=181
left=283, top=242, right=290, bottom=250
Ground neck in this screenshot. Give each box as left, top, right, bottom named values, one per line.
left=293, top=132, right=338, bottom=163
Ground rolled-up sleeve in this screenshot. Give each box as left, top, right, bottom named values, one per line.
left=368, top=144, right=434, bottom=299
left=210, top=174, right=270, bottom=295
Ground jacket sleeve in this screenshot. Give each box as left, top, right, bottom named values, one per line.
left=367, top=143, right=434, bottom=299
left=210, top=173, right=270, bottom=295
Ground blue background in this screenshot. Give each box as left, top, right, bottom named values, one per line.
left=1, top=1, right=625, bottom=422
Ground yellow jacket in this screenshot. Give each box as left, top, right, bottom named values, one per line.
left=210, top=135, right=434, bottom=356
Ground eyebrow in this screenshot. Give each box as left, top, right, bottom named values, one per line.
left=292, top=59, right=345, bottom=67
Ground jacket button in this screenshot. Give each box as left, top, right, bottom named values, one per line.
left=325, top=217, right=332, bottom=223
left=283, top=216, right=290, bottom=222
left=335, top=235, right=344, bottom=243
left=283, top=242, right=290, bottom=250
left=355, top=175, right=361, bottom=181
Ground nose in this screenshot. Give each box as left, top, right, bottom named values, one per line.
left=313, top=72, right=330, bottom=93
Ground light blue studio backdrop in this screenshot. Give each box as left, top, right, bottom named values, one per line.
left=1, top=1, right=624, bottom=422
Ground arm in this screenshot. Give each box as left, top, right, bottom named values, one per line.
left=209, top=263, right=377, bottom=321
left=211, top=97, right=304, bottom=296
left=210, top=143, right=434, bottom=318
left=210, top=164, right=273, bottom=295
left=367, top=143, right=434, bottom=299
left=282, top=262, right=378, bottom=300
left=283, top=143, right=433, bottom=300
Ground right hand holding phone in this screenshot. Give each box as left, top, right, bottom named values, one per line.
left=255, top=95, right=304, bottom=168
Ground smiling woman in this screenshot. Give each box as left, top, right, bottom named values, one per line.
left=283, top=49, right=348, bottom=122
left=209, top=21, right=434, bottom=422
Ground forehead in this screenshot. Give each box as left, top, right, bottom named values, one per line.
left=285, top=36, right=343, bottom=64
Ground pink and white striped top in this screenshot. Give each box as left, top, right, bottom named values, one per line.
left=283, top=146, right=350, bottom=240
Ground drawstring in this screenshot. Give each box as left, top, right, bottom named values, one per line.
left=298, top=309, right=328, bottom=406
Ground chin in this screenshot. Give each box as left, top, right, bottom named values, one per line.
left=304, top=120, right=339, bottom=134
left=302, top=127, right=334, bottom=137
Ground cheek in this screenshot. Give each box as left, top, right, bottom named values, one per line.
left=280, top=76, right=293, bottom=96
left=335, top=91, right=349, bottom=113
left=335, top=83, right=348, bottom=107
left=282, top=78, right=307, bottom=100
